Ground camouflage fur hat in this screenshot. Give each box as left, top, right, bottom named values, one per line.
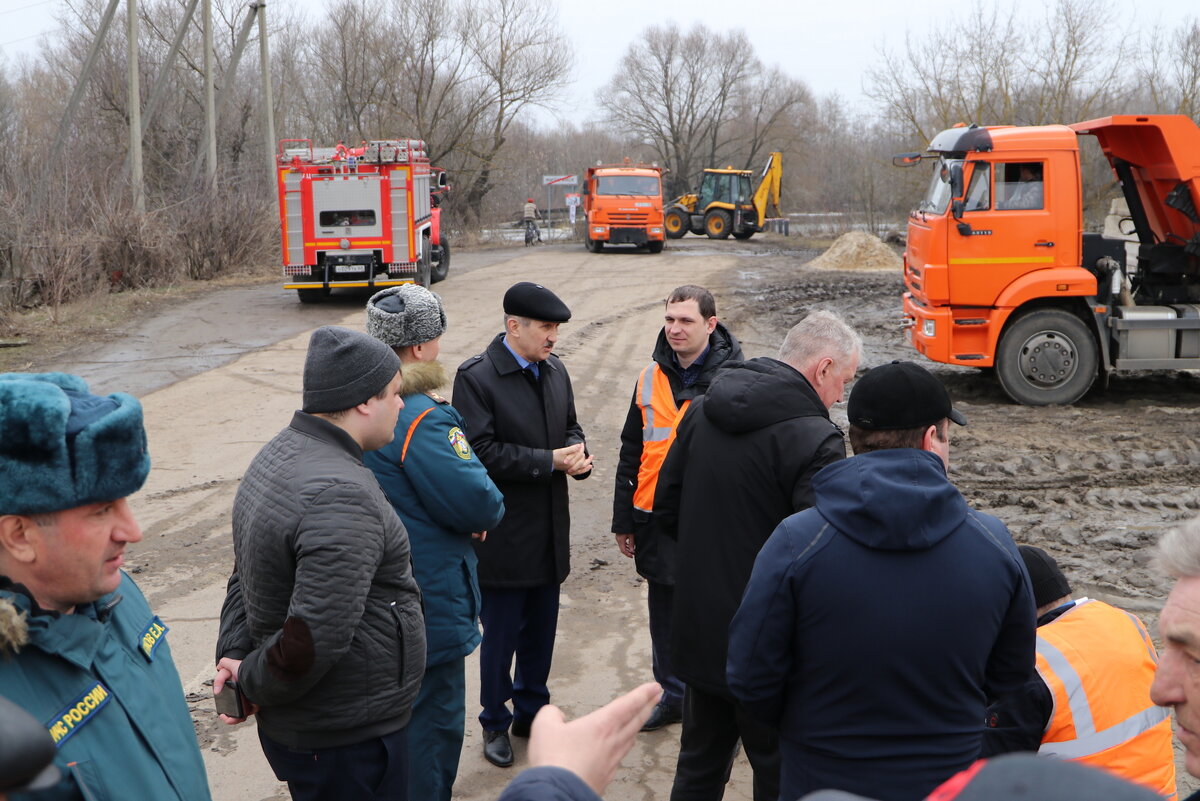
left=0, top=373, right=150, bottom=515
left=366, top=285, right=447, bottom=348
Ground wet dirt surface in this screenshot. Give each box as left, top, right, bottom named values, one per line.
left=36, top=235, right=1200, bottom=798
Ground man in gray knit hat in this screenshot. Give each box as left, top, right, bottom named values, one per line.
left=215, top=325, right=426, bottom=801
left=364, top=287, right=504, bottom=801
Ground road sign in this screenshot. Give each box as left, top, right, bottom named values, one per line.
left=542, top=174, right=578, bottom=186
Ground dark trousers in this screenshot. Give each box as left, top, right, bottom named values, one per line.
left=478, top=583, right=560, bottom=731
left=258, top=726, right=408, bottom=801
left=670, top=684, right=780, bottom=801
left=648, top=581, right=685, bottom=709
left=408, top=658, right=466, bottom=801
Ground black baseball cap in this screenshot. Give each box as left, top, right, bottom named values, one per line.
left=847, top=360, right=967, bottom=430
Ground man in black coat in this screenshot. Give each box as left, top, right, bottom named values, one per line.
left=654, top=309, right=862, bottom=801
left=611, top=285, right=742, bottom=732
left=454, top=282, right=593, bottom=769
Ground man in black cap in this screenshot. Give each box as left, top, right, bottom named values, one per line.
left=982, top=546, right=1175, bottom=798
left=215, top=326, right=426, bottom=801
left=727, top=360, right=1036, bottom=801
left=453, top=282, right=593, bottom=768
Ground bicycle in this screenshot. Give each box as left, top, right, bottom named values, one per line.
left=524, top=219, right=541, bottom=246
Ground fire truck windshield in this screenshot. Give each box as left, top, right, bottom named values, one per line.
left=595, top=175, right=660, bottom=196
left=319, top=209, right=377, bottom=227
left=917, top=159, right=957, bottom=214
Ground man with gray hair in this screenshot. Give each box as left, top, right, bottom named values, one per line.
left=1150, top=516, right=1200, bottom=799
left=653, top=309, right=861, bottom=801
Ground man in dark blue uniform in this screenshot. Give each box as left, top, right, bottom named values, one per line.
left=454, top=282, right=593, bottom=768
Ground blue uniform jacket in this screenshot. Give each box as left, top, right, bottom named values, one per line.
left=0, top=573, right=212, bottom=801
left=364, top=360, right=505, bottom=666
left=727, top=448, right=1036, bottom=801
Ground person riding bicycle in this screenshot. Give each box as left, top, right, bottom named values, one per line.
left=522, top=198, right=542, bottom=244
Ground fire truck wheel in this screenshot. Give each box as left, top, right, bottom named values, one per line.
left=995, top=309, right=1098, bottom=406
left=297, top=287, right=329, bottom=303
left=664, top=208, right=688, bottom=239
left=431, top=239, right=450, bottom=283
left=704, top=210, right=732, bottom=239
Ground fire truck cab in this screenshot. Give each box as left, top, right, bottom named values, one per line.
left=277, top=138, right=442, bottom=302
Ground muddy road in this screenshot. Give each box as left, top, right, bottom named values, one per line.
left=42, top=236, right=1200, bottom=799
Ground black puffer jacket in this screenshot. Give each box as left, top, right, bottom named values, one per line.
left=216, top=412, right=426, bottom=749
left=654, top=357, right=846, bottom=696
left=611, top=322, right=742, bottom=584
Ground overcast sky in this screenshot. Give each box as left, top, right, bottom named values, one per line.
left=1, top=0, right=1194, bottom=124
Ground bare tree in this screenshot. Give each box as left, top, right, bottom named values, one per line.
left=599, top=23, right=810, bottom=197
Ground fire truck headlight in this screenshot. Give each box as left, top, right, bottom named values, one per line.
left=922, top=319, right=936, bottom=338
left=340, top=238, right=350, bottom=250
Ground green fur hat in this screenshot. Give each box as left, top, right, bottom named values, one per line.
left=0, top=373, right=150, bottom=515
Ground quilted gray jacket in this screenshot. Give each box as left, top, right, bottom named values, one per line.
left=216, top=411, right=425, bottom=749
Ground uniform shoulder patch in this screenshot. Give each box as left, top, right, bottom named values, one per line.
left=447, top=426, right=472, bottom=460
left=428, top=391, right=450, bottom=405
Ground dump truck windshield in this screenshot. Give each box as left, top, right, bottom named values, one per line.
left=596, top=175, right=661, bottom=195
left=918, top=159, right=957, bottom=214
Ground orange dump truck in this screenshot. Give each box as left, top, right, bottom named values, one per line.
left=582, top=161, right=665, bottom=253
left=898, top=115, right=1200, bottom=405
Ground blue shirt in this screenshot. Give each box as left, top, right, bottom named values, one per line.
left=674, top=345, right=710, bottom=388
left=503, top=338, right=539, bottom=379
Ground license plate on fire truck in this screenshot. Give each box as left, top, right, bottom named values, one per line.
left=334, top=265, right=361, bottom=274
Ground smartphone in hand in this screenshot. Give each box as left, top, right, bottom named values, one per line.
left=214, top=680, right=246, bottom=719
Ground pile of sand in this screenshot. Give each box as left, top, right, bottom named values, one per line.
left=807, top=231, right=902, bottom=272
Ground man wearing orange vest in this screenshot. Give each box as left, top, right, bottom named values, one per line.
left=611, top=285, right=742, bottom=732
left=983, top=545, right=1176, bottom=799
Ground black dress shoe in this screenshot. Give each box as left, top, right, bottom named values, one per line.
left=483, top=730, right=513, bottom=767
left=640, top=700, right=683, bottom=732
left=510, top=718, right=532, bottom=738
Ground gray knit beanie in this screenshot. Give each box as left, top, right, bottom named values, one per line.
left=302, top=326, right=400, bottom=413
left=366, top=285, right=447, bottom=348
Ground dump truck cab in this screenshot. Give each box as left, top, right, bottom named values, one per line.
left=582, top=162, right=666, bottom=253
left=901, top=115, right=1200, bottom=405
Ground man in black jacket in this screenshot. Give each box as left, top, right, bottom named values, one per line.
left=454, top=282, right=593, bottom=768
left=215, top=326, right=426, bottom=801
left=654, top=309, right=861, bottom=801
left=612, top=285, right=742, bottom=732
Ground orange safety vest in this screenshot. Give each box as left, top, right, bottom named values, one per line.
left=1035, top=599, right=1176, bottom=800
left=632, top=362, right=690, bottom=513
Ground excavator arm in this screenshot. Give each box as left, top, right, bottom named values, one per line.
left=751, top=152, right=782, bottom=225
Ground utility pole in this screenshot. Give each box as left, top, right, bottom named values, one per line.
left=203, top=0, right=217, bottom=187
left=127, top=0, right=144, bottom=213
left=257, top=1, right=277, bottom=215
left=190, top=3, right=257, bottom=183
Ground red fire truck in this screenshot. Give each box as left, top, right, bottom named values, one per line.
left=276, top=138, right=448, bottom=302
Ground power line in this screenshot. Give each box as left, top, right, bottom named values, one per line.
left=0, top=0, right=55, bottom=16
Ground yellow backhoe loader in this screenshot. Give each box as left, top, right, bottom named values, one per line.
left=663, top=152, right=782, bottom=240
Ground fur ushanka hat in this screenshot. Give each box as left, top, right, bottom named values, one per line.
left=366, top=285, right=448, bottom=348
left=0, top=373, right=150, bottom=515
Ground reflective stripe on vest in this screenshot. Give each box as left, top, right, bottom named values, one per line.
left=632, top=362, right=689, bottom=513
left=1035, top=599, right=1176, bottom=799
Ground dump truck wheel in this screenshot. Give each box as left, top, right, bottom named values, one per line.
left=647, top=241, right=664, bottom=254
left=431, top=238, right=450, bottom=283
left=704, top=210, right=732, bottom=239
left=297, top=287, right=329, bottom=303
left=995, top=309, right=1098, bottom=406
left=585, top=237, right=604, bottom=253
left=664, top=209, right=688, bottom=239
